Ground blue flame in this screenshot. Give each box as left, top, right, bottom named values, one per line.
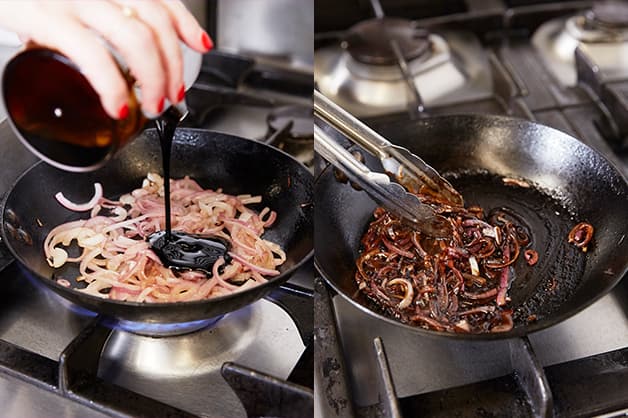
left=107, top=316, right=223, bottom=336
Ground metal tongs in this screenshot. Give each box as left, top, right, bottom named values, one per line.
left=314, top=90, right=464, bottom=238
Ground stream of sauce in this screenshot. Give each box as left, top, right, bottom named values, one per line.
left=148, top=108, right=231, bottom=275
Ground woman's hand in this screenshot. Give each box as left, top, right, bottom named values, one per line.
left=0, top=0, right=212, bottom=118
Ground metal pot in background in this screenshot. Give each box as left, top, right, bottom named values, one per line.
left=214, top=0, right=314, bottom=70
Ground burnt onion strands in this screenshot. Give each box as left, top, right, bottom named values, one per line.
left=355, top=199, right=538, bottom=334
left=45, top=174, right=285, bottom=302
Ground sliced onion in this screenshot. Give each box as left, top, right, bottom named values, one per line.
left=49, top=247, right=68, bottom=268
left=46, top=174, right=283, bottom=304
left=238, top=195, right=262, bottom=204
left=119, top=194, right=135, bottom=205
left=502, top=177, right=530, bottom=188
left=469, top=255, right=480, bottom=276
left=55, top=183, right=103, bottom=212
left=454, top=319, right=471, bottom=332
left=388, top=278, right=414, bottom=309
left=79, top=233, right=106, bottom=247
left=110, top=207, right=128, bottom=222
left=56, top=278, right=71, bottom=287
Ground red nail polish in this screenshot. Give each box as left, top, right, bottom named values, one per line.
left=118, top=103, right=129, bottom=119
left=201, top=32, right=213, bottom=51
left=157, top=96, right=165, bottom=113
left=177, top=85, right=185, bottom=102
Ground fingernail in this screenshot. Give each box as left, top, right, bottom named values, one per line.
left=177, top=84, right=185, bottom=102
left=118, top=103, right=129, bottom=119
left=157, top=96, right=165, bottom=113
left=201, top=31, right=213, bottom=51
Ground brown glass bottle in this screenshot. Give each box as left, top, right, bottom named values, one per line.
left=2, top=48, right=146, bottom=172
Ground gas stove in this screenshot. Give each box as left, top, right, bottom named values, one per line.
left=533, top=1, right=628, bottom=86
left=0, top=47, right=314, bottom=417
left=183, top=50, right=315, bottom=172
left=315, top=17, right=491, bottom=117
left=314, top=1, right=628, bottom=417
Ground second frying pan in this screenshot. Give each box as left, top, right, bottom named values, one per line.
left=315, top=114, right=628, bottom=339
left=1, top=128, right=313, bottom=324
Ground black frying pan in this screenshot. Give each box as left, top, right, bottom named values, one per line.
left=1, top=128, right=313, bottom=324
left=315, top=114, right=628, bottom=339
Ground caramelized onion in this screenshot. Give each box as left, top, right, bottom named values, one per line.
left=524, top=249, right=539, bottom=266
left=568, top=222, right=594, bottom=252
left=354, top=178, right=537, bottom=334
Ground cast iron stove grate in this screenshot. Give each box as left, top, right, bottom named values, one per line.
left=315, top=279, right=628, bottom=418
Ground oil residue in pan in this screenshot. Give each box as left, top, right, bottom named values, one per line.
left=446, top=170, right=587, bottom=327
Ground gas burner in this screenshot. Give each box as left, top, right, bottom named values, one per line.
left=589, top=1, right=628, bottom=30
left=98, top=299, right=306, bottom=417
left=105, top=316, right=223, bottom=337
left=314, top=24, right=491, bottom=117
left=267, top=105, right=313, bottom=140
left=533, top=10, right=628, bottom=86
left=265, top=105, right=314, bottom=169
left=565, top=15, right=628, bottom=43
left=343, top=18, right=431, bottom=65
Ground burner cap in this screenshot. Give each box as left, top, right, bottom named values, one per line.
left=343, top=18, right=430, bottom=65
left=104, top=317, right=223, bottom=336
left=267, top=105, right=313, bottom=140
left=590, top=1, right=628, bottom=29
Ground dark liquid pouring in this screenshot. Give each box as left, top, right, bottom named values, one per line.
left=148, top=107, right=230, bottom=275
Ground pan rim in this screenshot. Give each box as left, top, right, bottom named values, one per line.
left=314, top=113, right=628, bottom=341
left=373, top=113, right=628, bottom=182
left=0, top=128, right=314, bottom=314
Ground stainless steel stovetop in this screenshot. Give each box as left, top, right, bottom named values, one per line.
left=0, top=49, right=315, bottom=417
left=314, top=1, right=628, bottom=417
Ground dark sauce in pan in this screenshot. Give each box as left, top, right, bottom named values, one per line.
left=149, top=231, right=231, bottom=275
left=148, top=109, right=231, bottom=275
left=357, top=170, right=587, bottom=332
left=445, top=171, right=586, bottom=325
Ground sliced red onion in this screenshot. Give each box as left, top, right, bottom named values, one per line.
left=502, top=177, right=530, bottom=188
left=46, top=175, right=283, bottom=303
left=463, top=288, right=497, bottom=300
left=454, top=319, right=471, bottom=332
left=49, top=247, right=68, bottom=268
left=56, top=278, right=71, bottom=287
left=491, top=312, right=514, bottom=333
left=388, top=278, right=414, bottom=309
left=496, top=268, right=509, bottom=306
left=55, top=183, right=103, bottom=212
left=469, top=255, right=480, bottom=276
